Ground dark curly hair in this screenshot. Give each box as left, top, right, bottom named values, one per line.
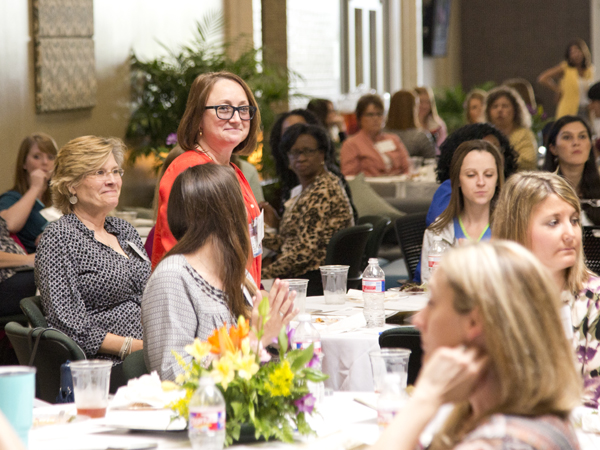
left=436, top=123, right=518, bottom=183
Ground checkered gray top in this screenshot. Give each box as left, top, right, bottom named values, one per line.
left=142, top=254, right=236, bottom=381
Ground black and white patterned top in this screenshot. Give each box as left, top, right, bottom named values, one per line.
left=142, top=254, right=237, bottom=381
left=0, top=216, right=27, bottom=284
left=35, top=214, right=151, bottom=364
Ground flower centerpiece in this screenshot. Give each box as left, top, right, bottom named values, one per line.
left=166, top=297, right=328, bottom=445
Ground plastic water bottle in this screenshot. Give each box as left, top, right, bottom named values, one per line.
left=428, top=236, right=448, bottom=275
left=188, top=376, right=226, bottom=450
left=362, top=258, right=385, bottom=328
left=377, top=373, right=407, bottom=431
left=292, top=314, right=324, bottom=402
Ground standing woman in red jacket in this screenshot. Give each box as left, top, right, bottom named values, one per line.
left=152, top=72, right=262, bottom=287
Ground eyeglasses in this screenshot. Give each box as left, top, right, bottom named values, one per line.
left=205, top=105, right=257, bottom=121
left=287, top=147, right=321, bottom=158
left=88, top=168, right=124, bottom=179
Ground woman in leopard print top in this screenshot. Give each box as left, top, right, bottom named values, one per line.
left=262, top=124, right=353, bottom=287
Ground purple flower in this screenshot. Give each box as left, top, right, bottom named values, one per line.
left=294, top=393, right=316, bottom=414
left=307, top=353, right=320, bottom=368
left=166, top=133, right=177, bottom=146
left=286, top=326, right=295, bottom=351
left=576, top=345, right=597, bottom=364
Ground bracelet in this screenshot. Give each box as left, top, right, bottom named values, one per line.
left=119, top=336, right=133, bottom=360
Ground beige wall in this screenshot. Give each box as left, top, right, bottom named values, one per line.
left=0, top=0, right=221, bottom=202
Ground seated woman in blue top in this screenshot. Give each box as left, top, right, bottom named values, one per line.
left=413, top=124, right=518, bottom=282
left=0, top=133, right=57, bottom=254
left=420, top=140, right=504, bottom=283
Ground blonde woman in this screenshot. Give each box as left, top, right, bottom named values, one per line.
left=493, top=171, right=600, bottom=407
left=415, top=86, right=447, bottom=154
left=463, top=88, right=486, bottom=124
left=485, top=85, right=537, bottom=171
left=420, top=140, right=504, bottom=283
left=35, top=136, right=150, bottom=392
left=374, top=241, right=581, bottom=450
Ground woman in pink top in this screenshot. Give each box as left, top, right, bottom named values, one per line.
left=340, top=94, right=410, bottom=177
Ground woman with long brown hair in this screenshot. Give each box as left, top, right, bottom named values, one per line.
left=0, top=133, right=57, bottom=253
left=420, top=140, right=504, bottom=283
left=143, top=164, right=296, bottom=381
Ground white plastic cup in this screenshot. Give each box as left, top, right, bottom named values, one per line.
left=70, top=360, right=112, bottom=418
left=283, top=279, right=309, bottom=314
left=319, top=265, right=349, bottom=304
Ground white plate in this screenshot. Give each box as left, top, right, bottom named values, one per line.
left=102, top=409, right=187, bottom=431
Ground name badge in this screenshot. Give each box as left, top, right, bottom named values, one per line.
left=127, top=241, right=150, bottom=262
left=374, top=139, right=396, bottom=153
left=249, top=209, right=264, bottom=258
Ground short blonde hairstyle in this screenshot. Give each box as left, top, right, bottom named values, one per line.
left=51, top=136, right=125, bottom=214
left=430, top=241, right=581, bottom=449
left=492, top=171, right=591, bottom=292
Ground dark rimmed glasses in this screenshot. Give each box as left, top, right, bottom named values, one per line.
left=205, top=105, right=257, bottom=121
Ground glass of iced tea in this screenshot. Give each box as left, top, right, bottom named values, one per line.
left=70, top=360, right=112, bottom=418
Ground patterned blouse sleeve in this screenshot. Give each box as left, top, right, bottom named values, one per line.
left=262, top=176, right=351, bottom=279
left=35, top=226, right=108, bottom=357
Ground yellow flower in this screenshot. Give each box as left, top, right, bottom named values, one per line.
left=161, top=380, right=179, bottom=391
left=237, top=354, right=259, bottom=380
left=185, top=338, right=211, bottom=362
left=211, top=355, right=235, bottom=390
left=266, top=360, right=294, bottom=397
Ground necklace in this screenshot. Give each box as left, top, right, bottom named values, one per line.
left=196, top=144, right=214, bottom=162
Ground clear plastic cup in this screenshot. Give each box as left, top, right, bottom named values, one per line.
left=70, top=360, right=112, bottom=418
left=319, top=265, right=349, bottom=304
left=0, top=366, right=36, bottom=447
left=369, top=348, right=411, bottom=393
left=283, top=279, right=309, bottom=314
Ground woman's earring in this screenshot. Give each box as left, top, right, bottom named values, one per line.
left=199, top=128, right=203, bottom=136
left=69, top=193, right=78, bottom=205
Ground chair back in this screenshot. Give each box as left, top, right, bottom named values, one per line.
left=394, top=213, right=427, bottom=282
left=5, top=322, right=86, bottom=403
left=378, top=326, right=423, bottom=385
left=122, top=350, right=149, bottom=382
left=583, top=226, right=600, bottom=274
left=324, top=224, right=372, bottom=290
left=20, top=295, right=48, bottom=328
left=357, top=215, right=392, bottom=269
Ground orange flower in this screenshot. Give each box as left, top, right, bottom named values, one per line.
left=229, top=316, right=250, bottom=349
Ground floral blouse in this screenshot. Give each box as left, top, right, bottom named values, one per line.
left=262, top=171, right=354, bottom=279
left=570, top=276, right=600, bottom=407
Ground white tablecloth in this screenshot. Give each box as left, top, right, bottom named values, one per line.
left=305, top=294, right=427, bottom=392
left=29, top=394, right=600, bottom=450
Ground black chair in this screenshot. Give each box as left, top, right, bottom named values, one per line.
left=324, top=223, right=372, bottom=290
left=357, top=215, right=392, bottom=269
left=378, top=326, right=423, bottom=385
left=583, top=226, right=600, bottom=274
left=122, top=350, right=149, bottom=382
left=394, top=213, right=427, bottom=282
left=20, top=295, right=48, bottom=328
left=5, top=322, right=86, bottom=403
left=298, top=224, right=373, bottom=295
left=0, top=314, right=27, bottom=331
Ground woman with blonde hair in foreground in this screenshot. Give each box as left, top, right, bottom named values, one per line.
left=373, top=241, right=581, bottom=450
left=493, top=171, right=600, bottom=407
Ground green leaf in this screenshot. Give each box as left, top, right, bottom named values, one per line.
left=278, top=326, right=288, bottom=359
left=290, top=344, right=314, bottom=372
left=303, top=367, right=329, bottom=382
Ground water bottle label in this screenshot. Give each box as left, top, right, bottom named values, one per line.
left=362, top=279, right=385, bottom=293
left=189, top=409, right=225, bottom=431
left=428, top=255, right=441, bottom=269
left=294, top=341, right=322, bottom=354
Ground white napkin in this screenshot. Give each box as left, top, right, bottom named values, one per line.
left=111, top=371, right=184, bottom=409
left=39, top=206, right=63, bottom=223
left=325, top=313, right=367, bottom=333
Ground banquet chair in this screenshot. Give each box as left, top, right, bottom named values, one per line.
left=394, top=213, right=428, bottom=282
left=378, top=326, right=423, bottom=385
left=5, top=322, right=86, bottom=403
left=357, top=215, right=392, bottom=269
left=122, top=350, right=149, bottom=382
left=582, top=226, right=600, bottom=274
left=20, top=295, right=48, bottom=328
left=324, top=223, right=373, bottom=290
